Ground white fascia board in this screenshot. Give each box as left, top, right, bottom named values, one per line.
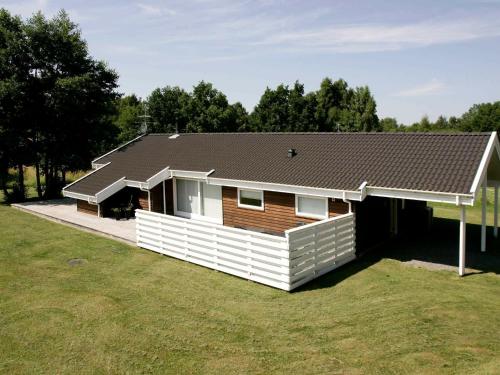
left=91, top=134, right=145, bottom=167
left=146, top=166, right=171, bottom=189
left=206, top=177, right=364, bottom=201
left=62, top=162, right=111, bottom=191
left=366, top=186, right=474, bottom=206
left=123, top=180, right=144, bottom=188
left=170, top=170, right=214, bottom=180
left=470, top=132, right=499, bottom=199
left=95, top=177, right=126, bottom=203
left=62, top=190, right=96, bottom=203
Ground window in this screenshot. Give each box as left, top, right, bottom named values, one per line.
left=238, top=188, right=264, bottom=210
left=295, top=195, right=328, bottom=219
left=174, top=178, right=222, bottom=223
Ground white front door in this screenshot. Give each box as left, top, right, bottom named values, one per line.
left=174, top=178, right=223, bottom=224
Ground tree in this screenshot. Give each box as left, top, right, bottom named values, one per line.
left=0, top=9, right=119, bottom=200
left=315, top=78, right=352, bottom=131
left=380, top=117, right=400, bottom=132
left=250, top=81, right=319, bottom=132
left=349, top=86, right=379, bottom=132
left=250, top=84, right=291, bottom=132
left=148, top=86, right=190, bottom=133
left=460, top=102, right=500, bottom=133
left=186, top=81, right=242, bottom=133
left=0, top=10, right=32, bottom=200
left=113, top=95, right=142, bottom=142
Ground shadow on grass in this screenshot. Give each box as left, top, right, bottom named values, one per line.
left=296, top=218, right=500, bottom=292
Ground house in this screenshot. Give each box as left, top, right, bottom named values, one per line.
left=63, top=132, right=500, bottom=290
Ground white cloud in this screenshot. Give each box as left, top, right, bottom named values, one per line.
left=394, top=79, right=447, bottom=97
left=136, top=3, right=176, bottom=17
left=254, top=17, right=500, bottom=53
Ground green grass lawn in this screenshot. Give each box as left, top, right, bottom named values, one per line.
left=1, top=203, right=499, bottom=374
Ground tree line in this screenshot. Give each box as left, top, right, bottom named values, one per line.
left=1, top=9, right=499, bottom=202
left=380, top=102, right=500, bottom=133
left=115, top=77, right=379, bottom=142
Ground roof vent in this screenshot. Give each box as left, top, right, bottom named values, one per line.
left=288, top=148, right=297, bottom=158
left=169, top=134, right=180, bottom=139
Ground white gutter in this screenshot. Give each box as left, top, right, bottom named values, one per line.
left=206, top=176, right=364, bottom=201
left=366, top=185, right=475, bottom=206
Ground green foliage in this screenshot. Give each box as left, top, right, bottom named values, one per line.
left=0, top=9, right=119, bottom=199
left=460, top=102, right=500, bottom=133
left=145, top=81, right=248, bottom=134
left=386, top=102, right=500, bottom=133
left=113, top=95, right=142, bottom=142
left=250, top=78, right=379, bottom=132
left=148, top=86, right=190, bottom=133
left=186, top=81, right=237, bottom=132
left=380, top=117, right=400, bottom=132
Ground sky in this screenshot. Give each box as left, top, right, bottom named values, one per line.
left=2, top=0, right=500, bottom=124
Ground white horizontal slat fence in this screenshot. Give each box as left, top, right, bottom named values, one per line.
left=135, top=209, right=356, bottom=291
left=135, top=209, right=291, bottom=290
left=285, top=213, right=356, bottom=290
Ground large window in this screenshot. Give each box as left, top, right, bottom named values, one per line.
left=237, top=188, right=264, bottom=210
left=174, top=178, right=222, bottom=223
left=295, top=195, right=328, bottom=219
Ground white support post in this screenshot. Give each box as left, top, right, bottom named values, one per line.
left=459, top=205, right=466, bottom=276
left=481, top=179, right=487, bottom=252
left=494, top=186, right=498, bottom=238
left=163, top=180, right=166, bottom=215
left=97, top=204, right=101, bottom=218
left=148, top=190, right=151, bottom=212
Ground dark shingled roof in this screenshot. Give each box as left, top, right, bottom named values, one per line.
left=65, top=132, right=492, bottom=197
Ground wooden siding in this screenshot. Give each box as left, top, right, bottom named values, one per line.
left=137, top=190, right=149, bottom=211
left=76, top=200, right=98, bottom=216
left=222, top=187, right=349, bottom=235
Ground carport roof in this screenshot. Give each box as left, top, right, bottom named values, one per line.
left=63, top=132, right=500, bottom=201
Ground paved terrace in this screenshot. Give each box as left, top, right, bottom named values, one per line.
left=12, top=199, right=136, bottom=244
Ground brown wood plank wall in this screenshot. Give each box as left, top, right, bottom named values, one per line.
left=222, top=187, right=349, bottom=235
left=76, top=200, right=98, bottom=216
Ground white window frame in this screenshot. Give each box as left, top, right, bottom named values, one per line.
left=295, top=194, right=328, bottom=220
left=237, top=188, right=264, bottom=211
left=173, top=177, right=223, bottom=224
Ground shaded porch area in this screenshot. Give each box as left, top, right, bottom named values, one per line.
left=385, top=217, right=500, bottom=275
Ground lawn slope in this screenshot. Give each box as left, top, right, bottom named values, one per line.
left=0, top=205, right=499, bottom=374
